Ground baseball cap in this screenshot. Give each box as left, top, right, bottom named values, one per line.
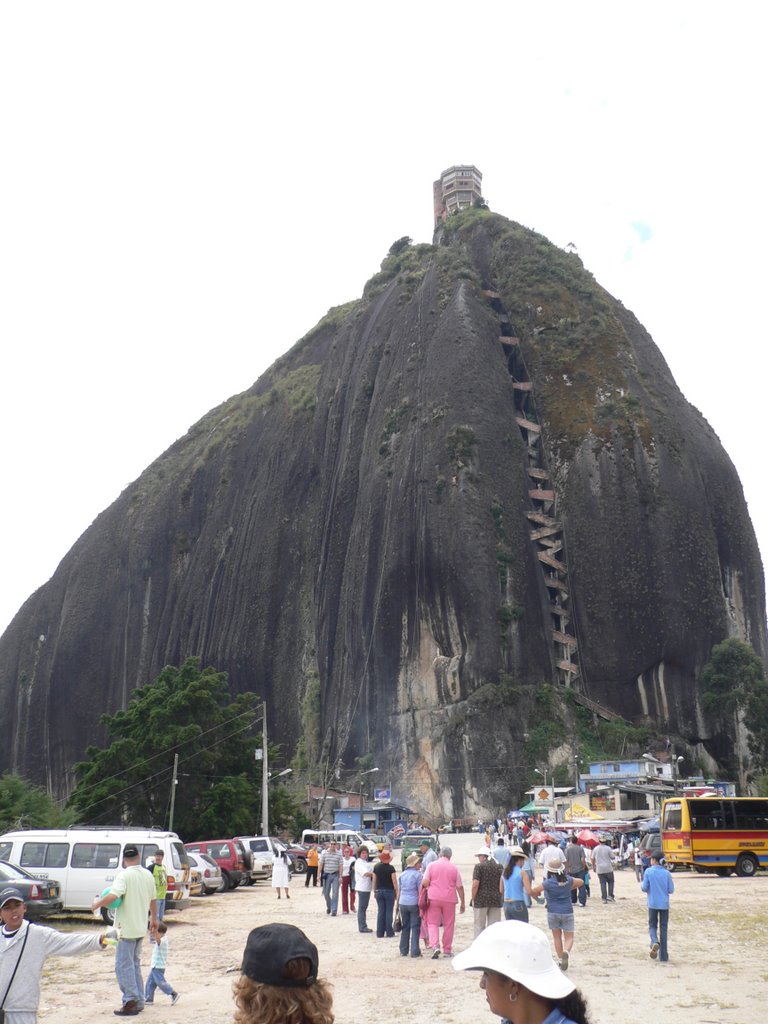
left=242, top=924, right=318, bottom=987
left=0, top=887, right=25, bottom=907
left=123, top=844, right=139, bottom=858
left=453, top=920, right=575, bottom=999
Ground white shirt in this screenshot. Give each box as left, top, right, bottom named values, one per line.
left=354, top=857, right=373, bottom=892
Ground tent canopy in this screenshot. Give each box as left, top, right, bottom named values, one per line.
left=517, top=801, right=549, bottom=813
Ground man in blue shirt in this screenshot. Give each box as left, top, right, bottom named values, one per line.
left=641, top=852, right=675, bottom=962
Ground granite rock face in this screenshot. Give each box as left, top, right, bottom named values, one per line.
left=1, top=211, right=765, bottom=813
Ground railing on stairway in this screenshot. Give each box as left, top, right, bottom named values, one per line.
left=481, top=287, right=586, bottom=694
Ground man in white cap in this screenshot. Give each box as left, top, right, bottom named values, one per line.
left=470, top=847, right=503, bottom=937
left=0, top=886, right=107, bottom=1023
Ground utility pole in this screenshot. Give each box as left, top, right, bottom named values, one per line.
left=260, top=702, right=269, bottom=836
left=168, top=753, right=179, bottom=832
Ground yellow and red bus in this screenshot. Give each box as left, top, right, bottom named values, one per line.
left=661, top=797, right=768, bottom=876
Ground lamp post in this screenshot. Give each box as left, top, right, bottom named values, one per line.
left=359, top=767, right=379, bottom=830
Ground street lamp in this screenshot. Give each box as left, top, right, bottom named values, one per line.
left=269, top=768, right=293, bottom=782
left=359, top=768, right=379, bottom=830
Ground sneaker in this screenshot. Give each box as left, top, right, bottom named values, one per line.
left=431, top=948, right=440, bottom=960
left=650, top=942, right=659, bottom=959
left=171, top=993, right=181, bottom=1005
left=560, top=950, right=569, bottom=971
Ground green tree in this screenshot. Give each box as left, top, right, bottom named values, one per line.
left=67, top=657, right=272, bottom=840
left=388, top=235, right=412, bottom=256
left=0, top=773, right=66, bottom=832
left=702, top=638, right=768, bottom=775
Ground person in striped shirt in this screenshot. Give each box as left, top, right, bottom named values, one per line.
left=319, top=843, right=343, bottom=916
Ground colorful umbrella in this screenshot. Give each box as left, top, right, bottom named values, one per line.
left=528, top=830, right=548, bottom=845
left=576, top=828, right=600, bottom=848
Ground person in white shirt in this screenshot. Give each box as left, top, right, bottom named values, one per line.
left=353, top=847, right=374, bottom=932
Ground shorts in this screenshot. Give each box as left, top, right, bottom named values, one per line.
left=547, top=911, right=575, bottom=932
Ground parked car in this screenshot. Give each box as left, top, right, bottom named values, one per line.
left=285, top=843, right=309, bottom=874
left=183, top=839, right=247, bottom=890
left=363, top=834, right=387, bottom=853
left=185, top=851, right=225, bottom=895
left=0, top=860, right=63, bottom=920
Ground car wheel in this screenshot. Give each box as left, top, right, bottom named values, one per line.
left=293, top=859, right=306, bottom=874
left=221, top=870, right=235, bottom=890
left=100, top=905, right=117, bottom=925
left=735, top=854, right=758, bottom=878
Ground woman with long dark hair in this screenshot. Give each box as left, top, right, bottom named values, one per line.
left=453, top=919, right=593, bottom=1024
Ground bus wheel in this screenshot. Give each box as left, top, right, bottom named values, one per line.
left=735, top=854, right=758, bottom=877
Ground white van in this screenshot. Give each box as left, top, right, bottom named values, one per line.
left=301, top=829, right=378, bottom=856
left=0, top=827, right=192, bottom=921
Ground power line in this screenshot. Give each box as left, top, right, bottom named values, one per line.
left=64, top=708, right=264, bottom=815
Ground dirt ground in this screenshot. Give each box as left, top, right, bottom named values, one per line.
left=37, top=832, right=764, bottom=1024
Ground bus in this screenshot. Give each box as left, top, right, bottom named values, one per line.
left=661, top=797, right=768, bottom=876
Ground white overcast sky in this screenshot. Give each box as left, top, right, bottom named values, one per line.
left=1, top=2, right=766, bottom=637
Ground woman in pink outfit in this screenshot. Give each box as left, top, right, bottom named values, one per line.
left=421, top=847, right=465, bottom=958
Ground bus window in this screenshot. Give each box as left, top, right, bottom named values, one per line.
left=662, top=802, right=682, bottom=830
left=733, top=800, right=768, bottom=830
left=20, top=843, right=49, bottom=867
left=71, top=843, right=121, bottom=869
left=20, top=842, right=69, bottom=868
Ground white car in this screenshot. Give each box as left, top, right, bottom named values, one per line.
left=185, top=850, right=225, bottom=895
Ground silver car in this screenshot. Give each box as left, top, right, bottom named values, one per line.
left=185, top=850, right=225, bottom=895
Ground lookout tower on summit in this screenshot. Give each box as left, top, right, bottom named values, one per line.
left=433, top=165, right=482, bottom=225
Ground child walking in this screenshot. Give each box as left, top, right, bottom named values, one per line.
left=144, top=921, right=181, bottom=1005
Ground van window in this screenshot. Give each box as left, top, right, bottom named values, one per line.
left=71, top=843, right=121, bottom=869
left=20, top=842, right=70, bottom=868
left=249, top=840, right=269, bottom=853
left=171, top=843, right=189, bottom=869
left=212, top=843, right=233, bottom=859
left=0, top=842, right=12, bottom=861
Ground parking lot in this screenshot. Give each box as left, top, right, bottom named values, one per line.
left=40, top=832, right=766, bottom=1023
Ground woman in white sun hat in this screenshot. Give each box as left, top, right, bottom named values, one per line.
left=452, top=919, right=593, bottom=1024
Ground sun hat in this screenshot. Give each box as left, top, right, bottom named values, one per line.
left=546, top=854, right=565, bottom=873
left=405, top=853, right=420, bottom=867
left=242, top=923, right=318, bottom=987
left=453, top=920, right=575, bottom=999
left=0, top=887, right=25, bottom=908
left=475, top=846, right=491, bottom=857
left=379, top=850, right=392, bottom=862
left=507, top=846, right=526, bottom=858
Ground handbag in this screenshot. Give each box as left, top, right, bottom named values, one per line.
left=0, top=923, right=30, bottom=1021
left=394, top=910, right=402, bottom=932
